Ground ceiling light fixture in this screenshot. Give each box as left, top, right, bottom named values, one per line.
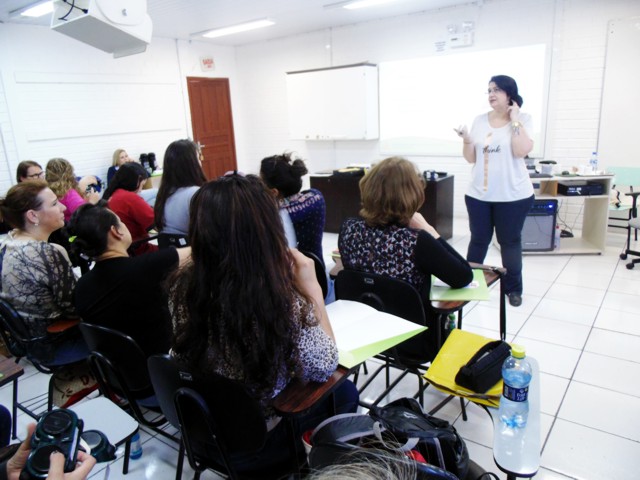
left=343, top=0, right=399, bottom=10
left=200, top=19, right=275, bottom=39
left=17, top=0, right=53, bottom=17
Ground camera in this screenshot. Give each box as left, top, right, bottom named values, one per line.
left=22, top=409, right=84, bottom=479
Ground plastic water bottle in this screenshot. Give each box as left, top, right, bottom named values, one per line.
left=444, top=313, right=456, bottom=339
left=589, top=151, right=598, bottom=173
left=498, top=345, right=532, bottom=428
left=130, top=432, right=143, bottom=459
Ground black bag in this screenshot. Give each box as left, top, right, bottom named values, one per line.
left=309, top=398, right=468, bottom=480
left=455, top=340, right=510, bottom=393
left=370, top=397, right=469, bottom=479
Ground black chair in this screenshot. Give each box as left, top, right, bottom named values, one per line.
left=300, top=250, right=328, bottom=299
left=78, top=324, right=174, bottom=442
left=147, top=354, right=189, bottom=480
left=148, top=354, right=299, bottom=480
left=157, top=233, right=189, bottom=249
left=0, top=299, right=88, bottom=429
left=334, top=270, right=438, bottom=407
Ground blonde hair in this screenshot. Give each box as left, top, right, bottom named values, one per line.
left=46, top=158, right=79, bottom=198
left=359, top=157, right=425, bottom=227
left=112, top=148, right=127, bottom=167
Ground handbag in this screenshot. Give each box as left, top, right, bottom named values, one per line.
left=455, top=340, right=510, bottom=393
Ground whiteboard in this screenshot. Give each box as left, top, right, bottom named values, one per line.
left=286, top=64, right=379, bottom=140
left=379, top=44, right=548, bottom=157
left=598, top=17, right=640, bottom=168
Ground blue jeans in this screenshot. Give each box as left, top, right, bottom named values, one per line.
left=465, top=195, right=535, bottom=295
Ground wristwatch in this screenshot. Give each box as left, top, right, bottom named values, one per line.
left=511, top=121, right=522, bottom=129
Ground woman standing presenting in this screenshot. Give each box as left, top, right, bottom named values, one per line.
left=457, top=75, right=534, bottom=307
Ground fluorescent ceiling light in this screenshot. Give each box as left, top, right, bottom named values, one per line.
left=201, top=19, right=275, bottom=39
left=343, top=0, right=399, bottom=10
left=20, top=1, right=53, bottom=17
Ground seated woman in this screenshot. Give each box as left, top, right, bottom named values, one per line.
left=16, top=160, right=44, bottom=183
left=68, top=204, right=190, bottom=356
left=0, top=181, right=88, bottom=364
left=46, top=158, right=100, bottom=222
left=169, top=174, right=358, bottom=471
left=154, top=139, right=207, bottom=240
left=103, top=162, right=157, bottom=255
left=338, top=157, right=473, bottom=360
left=107, top=148, right=132, bottom=186
left=260, top=153, right=326, bottom=265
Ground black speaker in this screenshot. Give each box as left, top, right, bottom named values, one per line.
left=522, top=199, right=558, bottom=252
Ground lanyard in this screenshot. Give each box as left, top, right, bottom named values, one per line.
left=483, top=133, right=492, bottom=191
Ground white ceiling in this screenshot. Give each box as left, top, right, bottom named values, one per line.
left=1, top=0, right=475, bottom=46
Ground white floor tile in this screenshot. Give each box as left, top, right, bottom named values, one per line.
left=573, top=351, right=640, bottom=398
left=539, top=374, right=570, bottom=417
left=608, top=275, right=640, bottom=296
left=531, top=298, right=599, bottom=326
left=594, top=307, right=640, bottom=336
left=510, top=336, right=581, bottom=379
left=601, top=290, right=640, bottom=315
left=542, top=283, right=606, bottom=308
left=543, top=419, right=640, bottom=480
left=517, top=316, right=591, bottom=350
left=463, top=304, right=528, bottom=335
left=555, top=268, right=612, bottom=290
left=558, top=382, right=640, bottom=441
left=585, top=328, right=640, bottom=362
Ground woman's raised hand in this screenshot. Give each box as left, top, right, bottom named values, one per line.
left=290, top=248, right=323, bottom=301
left=409, top=212, right=440, bottom=239
left=508, top=103, right=521, bottom=122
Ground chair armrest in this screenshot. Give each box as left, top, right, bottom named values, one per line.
left=625, top=191, right=640, bottom=216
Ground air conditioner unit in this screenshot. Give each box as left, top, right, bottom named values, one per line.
left=51, top=0, right=152, bottom=58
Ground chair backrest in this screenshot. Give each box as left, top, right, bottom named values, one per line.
left=173, top=376, right=270, bottom=477
left=147, top=354, right=190, bottom=428
left=0, top=298, right=33, bottom=358
left=335, top=269, right=434, bottom=364
left=157, top=233, right=189, bottom=249
left=300, top=250, right=328, bottom=299
left=79, top=323, right=153, bottom=399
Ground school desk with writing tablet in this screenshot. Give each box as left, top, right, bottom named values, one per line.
left=326, top=299, right=427, bottom=369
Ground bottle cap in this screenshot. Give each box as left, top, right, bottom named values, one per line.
left=511, top=344, right=526, bottom=358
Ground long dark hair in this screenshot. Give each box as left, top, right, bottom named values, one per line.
left=490, top=75, right=524, bottom=107
left=154, top=139, right=207, bottom=230
left=67, top=204, right=120, bottom=259
left=260, top=152, right=308, bottom=197
left=102, top=162, right=148, bottom=200
left=170, top=174, right=310, bottom=397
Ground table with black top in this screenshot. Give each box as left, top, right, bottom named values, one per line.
left=310, top=173, right=454, bottom=238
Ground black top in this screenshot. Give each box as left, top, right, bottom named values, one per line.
left=74, top=248, right=179, bottom=356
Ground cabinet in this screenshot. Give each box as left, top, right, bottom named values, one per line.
left=311, top=174, right=453, bottom=238
left=530, top=175, right=613, bottom=255
left=286, top=64, right=379, bottom=140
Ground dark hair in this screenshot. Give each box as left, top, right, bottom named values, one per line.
left=260, top=152, right=308, bottom=198
left=102, top=162, right=149, bottom=200
left=16, top=160, right=43, bottom=183
left=0, top=180, right=48, bottom=229
left=359, top=157, right=425, bottom=227
left=154, top=139, right=207, bottom=230
left=66, top=203, right=120, bottom=258
left=170, top=174, right=311, bottom=397
left=490, top=75, right=523, bottom=107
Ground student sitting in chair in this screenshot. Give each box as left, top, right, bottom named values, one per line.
left=168, top=173, right=358, bottom=471
left=338, top=157, right=473, bottom=360
left=68, top=204, right=190, bottom=356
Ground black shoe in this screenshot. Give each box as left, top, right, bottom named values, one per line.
left=508, top=293, right=522, bottom=307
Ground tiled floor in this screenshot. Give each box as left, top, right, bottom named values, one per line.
left=2, top=219, right=640, bottom=479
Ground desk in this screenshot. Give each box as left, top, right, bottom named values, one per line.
left=310, top=174, right=453, bottom=237
left=0, top=356, right=24, bottom=439
left=488, top=357, right=540, bottom=479
left=273, top=366, right=351, bottom=416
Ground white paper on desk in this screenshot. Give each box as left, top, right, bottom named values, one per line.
left=432, top=278, right=479, bottom=289
left=326, top=300, right=427, bottom=369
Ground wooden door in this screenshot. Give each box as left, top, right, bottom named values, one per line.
left=187, top=77, right=237, bottom=180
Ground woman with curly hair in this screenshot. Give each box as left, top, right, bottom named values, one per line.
left=46, top=158, right=100, bottom=222
left=169, top=174, right=358, bottom=472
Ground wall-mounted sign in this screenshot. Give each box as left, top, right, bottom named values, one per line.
left=200, top=56, right=215, bottom=71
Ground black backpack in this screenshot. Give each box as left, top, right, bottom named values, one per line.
left=309, top=397, right=468, bottom=479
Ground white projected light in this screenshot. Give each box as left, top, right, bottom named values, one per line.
left=344, top=0, right=399, bottom=10
left=20, top=1, right=53, bottom=17
left=379, top=44, right=548, bottom=157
